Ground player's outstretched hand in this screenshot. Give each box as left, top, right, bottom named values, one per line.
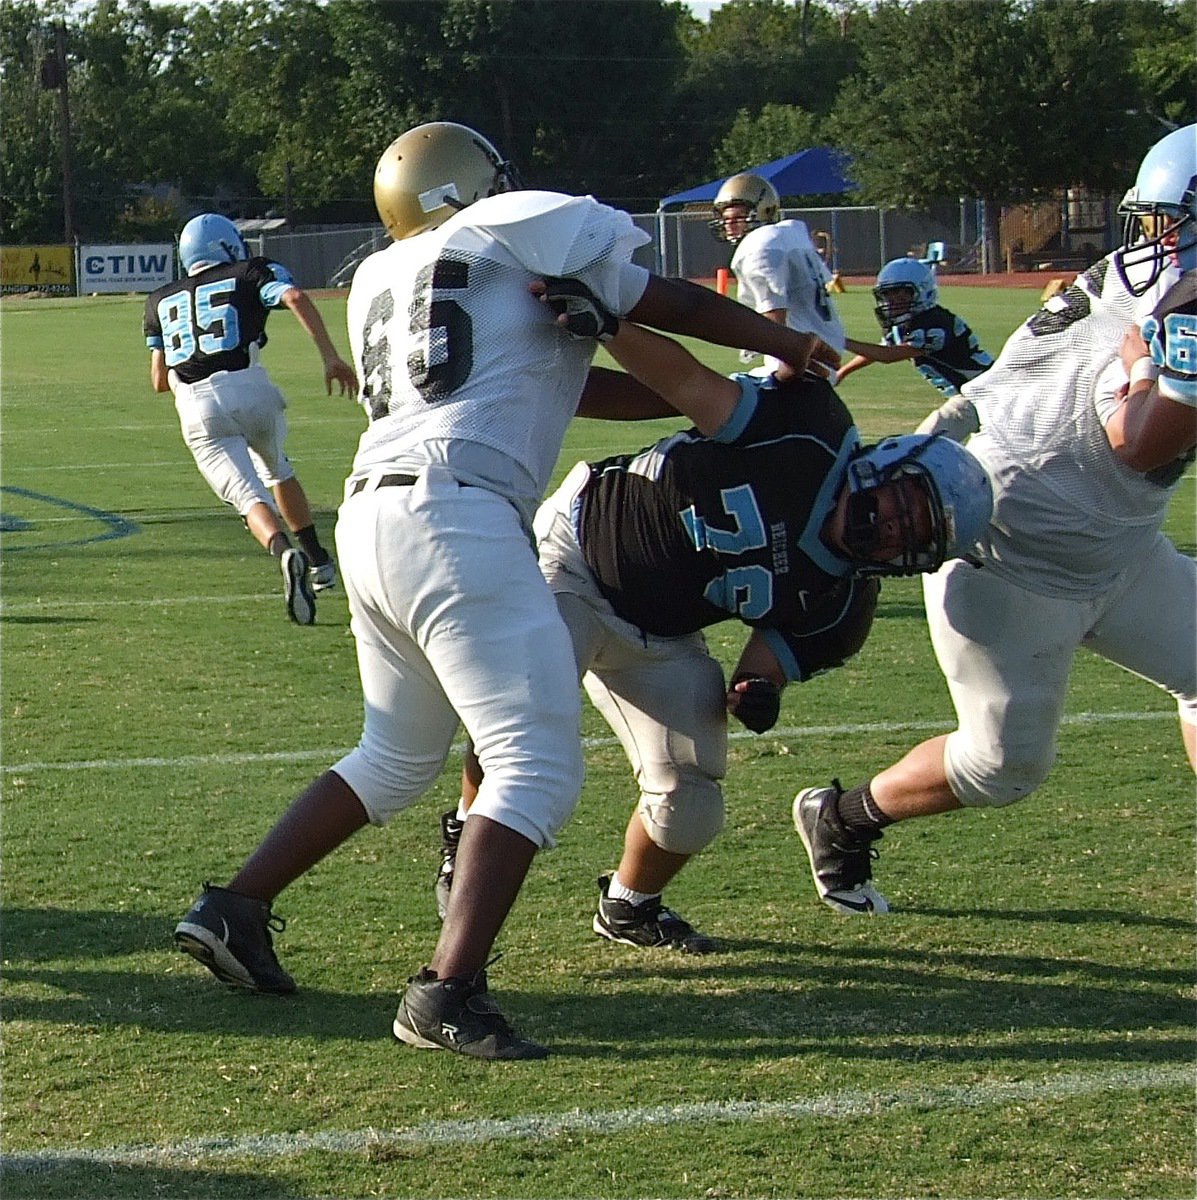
left=727, top=675, right=781, bottom=734
left=325, top=355, right=359, bottom=398
left=530, top=277, right=618, bottom=342
left=808, top=337, right=842, bottom=378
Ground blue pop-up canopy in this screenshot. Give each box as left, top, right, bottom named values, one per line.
left=659, top=146, right=855, bottom=208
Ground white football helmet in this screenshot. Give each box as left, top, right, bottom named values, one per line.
left=873, top=258, right=938, bottom=331
left=1115, top=123, right=1197, bottom=295
left=709, top=173, right=781, bottom=243
left=178, top=213, right=248, bottom=274
left=373, top=121, right=522, bottom=241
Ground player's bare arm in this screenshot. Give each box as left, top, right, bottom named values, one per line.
left=149, top=348, right=170, bottom=393
left=531, top=276, right=737, bottom=434
left=1104, top=327, right=1197, bottom=472
left=626, top=274, right=834, bottom=377
left=602, top=321, right=741, bottom=437
left=574, top=366, right=679, bottom=422
left=279, top=287, right=359, bottom=397
left=843, top=336, right=920, bottom=364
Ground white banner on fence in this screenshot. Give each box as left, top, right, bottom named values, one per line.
left=79, top=244, right=175, bottom=294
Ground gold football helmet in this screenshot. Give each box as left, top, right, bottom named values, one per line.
left=710, top=173, right=781, bottom=243
left=373, top=121, right=522, bottom=240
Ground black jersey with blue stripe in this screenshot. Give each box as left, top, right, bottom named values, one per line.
left=1143, top=271, right=1197, bottom=407
left=1140, top=271, right=1197, bottom=488
left=883, top=304, right=993, bottom=396
left=143, top=257, right=295, bottom=384
left=578, top=374, right=879, bottom=681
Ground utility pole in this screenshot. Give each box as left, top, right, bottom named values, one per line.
left=39, top=23, right=75, bottom=243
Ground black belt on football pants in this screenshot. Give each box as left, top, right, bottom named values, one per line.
left=349, top=473, right=419, bottom=496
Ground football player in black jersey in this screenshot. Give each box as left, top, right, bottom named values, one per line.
left=144, top=214, right=357, bottom=624
left=435, top=282, right=991, bottom=950
left=836, top=257, right=994, bottom=443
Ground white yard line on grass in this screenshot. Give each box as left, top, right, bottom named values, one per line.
left=1, top=1063, right=1190, bottom=1173
left=0, top=710, right=1175, bottom=774
left=2, top=591, right=287, bottom=610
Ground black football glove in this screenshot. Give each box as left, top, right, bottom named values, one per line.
left=728, top=675, right=781, bottom=734
left=540, top=276, right=619, bottom=342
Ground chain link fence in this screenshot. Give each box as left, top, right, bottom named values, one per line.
left=246, top=194, right=1118, bottom=290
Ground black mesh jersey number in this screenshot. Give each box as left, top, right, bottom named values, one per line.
left=408, top=256, right=473, bottom=403
left=1027, top=281, right=1092, bottom=337
left=1025, top=259, right=1119, bottom=338
left=361, top=290, right=394, bottom=422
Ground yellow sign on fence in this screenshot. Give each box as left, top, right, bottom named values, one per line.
left=2, top=245, right=75, bottom=295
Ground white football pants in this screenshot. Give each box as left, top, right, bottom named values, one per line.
left=930, top=532, right=1197, bottom=807
left=533, top=463, right=728, bottom=855
left=331, top=466, right=583, bottom=848
left=172, top=363, right=293, bottom=516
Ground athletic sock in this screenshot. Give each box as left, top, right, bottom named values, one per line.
left=293, top=524, right=330, bottom=566
left=607, top=874, right=658, bottom=907
left=834, top=781, right=893, bottom=839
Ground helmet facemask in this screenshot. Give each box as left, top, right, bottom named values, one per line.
left=843, top=474, right=942, bottom=576
left=841, top=433, right=992, bottom=577
left=1116, top=201, right=1195, bottom=296
left=1114, top=124, right=1197, bottom=296
left=873, top=283, right=919, bottom=332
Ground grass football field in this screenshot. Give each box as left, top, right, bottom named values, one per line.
left=2, top=283, right=1194, bottom=1200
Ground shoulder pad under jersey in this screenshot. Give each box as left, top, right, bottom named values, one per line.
left=455, top=190, right=649, bottom=277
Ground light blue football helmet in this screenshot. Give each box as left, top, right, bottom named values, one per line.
left=843, top=433, right=993, bottom=576
left=178, top=213, right=248, bottom=274
left=873, top=257, right=938, bottom=331
left=1115, top=123, right=1197, bottom=295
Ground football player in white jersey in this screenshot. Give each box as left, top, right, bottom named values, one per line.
left=173, top=122, right=839, bottom=1059
left=790, top=124, right=1197, bottom=917
left=712, top=173, right=849, bottom=373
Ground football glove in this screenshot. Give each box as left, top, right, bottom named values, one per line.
left=728, top=675, right=781, bottom=734
left=540, top=276, right=619, bottom=342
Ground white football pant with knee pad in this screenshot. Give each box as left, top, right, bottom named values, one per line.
left=928, top=535, right=1197, bottom=809
left=534, top=467, right=727, bottom=856
left=173, top=363, right=294, bottom=516
left=332, top=468, right=583, bottom=848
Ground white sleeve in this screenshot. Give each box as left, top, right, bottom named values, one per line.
left=480, top=192, right=649, bottom=278
left=477, top=190, right=650, bottom=315
left=1092, top=357, right=1128, bottom=427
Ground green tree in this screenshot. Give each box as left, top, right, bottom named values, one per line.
left=0, top=2, right=67, bottom=242
left=714, top=102, right=824, bottom=177
left=68, top=0, right=237, bottom=232
left=417, top=0, right=688, bottom=203
left=1121, top=0, right=1197, bottom=131
left=828, top=0, right=1169, bottom=268
left=666, top=0, right=858, bottom=192
left=184, top=0, right=364, bottom=218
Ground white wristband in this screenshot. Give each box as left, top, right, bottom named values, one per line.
left=1129, top=358, right=1160, bottom=388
